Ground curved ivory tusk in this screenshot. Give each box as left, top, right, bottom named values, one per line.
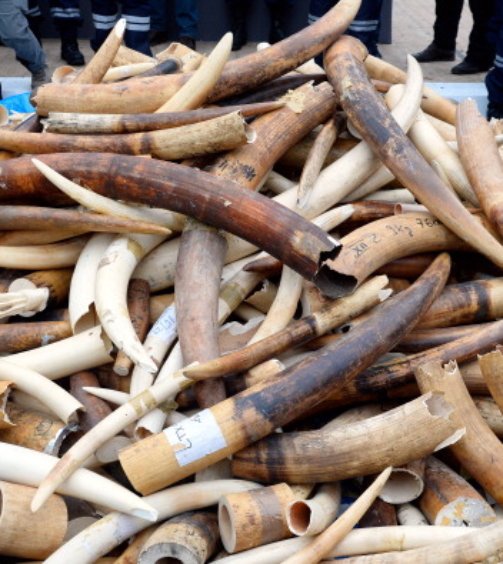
left=0, top=287, right=48, bottom=318
left=0, top=227, right=85, bottom=246
left=184, top=275, right=389, bottom=380
left=72, top=19, right=126, bottom=84
left=102, top=61, right=157, bottom=82
left=6, top=325, right=113, bottom=380
left=95, top=234, right=166, bottom=373
left=479, top=349, right=503, bottom=414
left=43, top=101, right=283, bottom=134
left=457, top=98, right=503, bottom=236
left=362, top=188, right=416, bottom=203
left=138, top=511, right=219, bottom=564
left=418, top=277, right=503, bottom=329
left=286, top=483, right=341, bottom=537
left=339, top=519, right=503, bottom=563
left=425, top=112, right=457, bottom=141
left=69, top=233, right=114, bottom=333
left=44, top=480, right=259, bottom=564
left=324, top=212, right=468, bottom=297
left=326, top=37, right=503, bottom=270
left=82, top=386, right=129, bottom=405
left=231, top=393, right=463, bottom=483
left=419, top=455, right=496, bottom=527
left=51, top=65, right=77, bottom=83
left=119, top=253, right=451, bottom=495
left=30, top=371, right=191, bottom=513
left=31, top=158, right=183, bottom=231
left=0, top=204, right=171, bottom=235
left=0, top=359, right=82, bottom=423
left=281, top=467, right=392, bottom=564
left=156, top=32, right=232, bottom=112
left=364, top=54, right=457, bottom=124
left=0, top=112, right=251, bottom=160
left=0, top=443, right=157, bottom=520
left=33, top=0, right=360, bottom=115
left=415, top=359, right=503, bottom=504
left=0, top=236, right=87, bottom=269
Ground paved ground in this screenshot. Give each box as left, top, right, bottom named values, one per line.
left=0, top=0, right=485, bottom=85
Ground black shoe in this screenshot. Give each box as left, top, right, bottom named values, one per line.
left=413, top=42, right=455, bottom=62
left=451, top=58, right=492, bottom=75
left=487, top=102, right=503, bottom=120
left=179, top=36, right=196, bottom=50
left=149, top=30, right=170, bottom=46
left=61, top=42, right=85, bottom=66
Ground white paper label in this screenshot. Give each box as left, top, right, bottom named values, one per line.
left=164, top=409, right=227, bottom=466
left=150, top=304, right=177, bottom=343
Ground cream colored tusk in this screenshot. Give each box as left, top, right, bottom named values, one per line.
left=102, top=61, right=157, bottom=83
left=82, top=386, right=129, bottom=405
left=0, top=287, right=49, bottom=319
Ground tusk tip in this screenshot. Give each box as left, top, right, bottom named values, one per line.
left=30, top=487, right=49, bottom=513
left=115, top=18, right=127, bottom=37
left=132, top=505, right=159, bottom=522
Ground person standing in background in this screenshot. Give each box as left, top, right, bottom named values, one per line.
left=0, top=0, right=48, bottom=89
left=91, top=0, right=152, bottom=55
left=308, top=0, right=384, bottom=57
left=26, top=0, right=85, bottom=65
left=413, top=0, right=495, bottom=75
left=485, top=1, right=503, bottom=119
left=149, top=0, right=199, bottom=50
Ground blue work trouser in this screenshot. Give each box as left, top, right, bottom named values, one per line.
left=486, top=1, right=503, bottom=106
left=91, top=0, right=152, bottom=55
left=150, top=0, right=198, bottom=38
left=0, top=0, right=46, bottom=73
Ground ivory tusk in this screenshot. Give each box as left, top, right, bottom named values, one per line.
left=156, top=32, right=232, bottom=112
left=0, top=381, right=13, bottom=429
left=69, top=233, right=114, bottom=333
left=474, top=395, right=503, bottom=437
left=286, top=483, right=341, bottom=537
left=0, top=442, right=158, bottom=520
left=457, top=98, right=503, bottom=236
left=119, top=253, right=451, bottom=495
left=326, top=36, right=503, bottom=270
left=113, top=44, right=156, bottom=66
left=397, top=503, right=429, bottom=526
left=379, top=459, right=425, bottom=505
left=416, top=359, right=503, bottom=504
left=281, top=467, right=392, bottom=564
left=95, top=234, right=166, bottom=373
left=424, top=112, right=457, bottom=141
left=138, top=511, right=220, bottom=564
left=82, top=386, right=129, bottom=405
left=72, top=19, right=126, bottom=84
left=0, top=287, right=49, bottom=318
left=419, top=455, right=496, bottom=526
left=44, top=480, right=259, bottom=564
left=102, top=61, right=157, bottom=82
left=0, top=236, right=87, bottom=269
left=51, top=65, right=77, bottom=83
left=0, top=227, right=85, bottom=246
left=478, top=349, right=503, bottom=413
left=32, top=158, right=183, bottom=231
left=0, top=480, right=67, bottom=559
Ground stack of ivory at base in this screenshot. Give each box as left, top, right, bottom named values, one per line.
left=1, top=0, right=503, bottom=561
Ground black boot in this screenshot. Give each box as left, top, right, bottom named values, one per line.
left=56, top=19, right=85, bottom=66
left=226, top=0, right=249, bottom=51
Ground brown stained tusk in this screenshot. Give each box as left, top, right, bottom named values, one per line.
left=0, top=154, right=343, bottom=296
left=46, top=481, right=259, bottom=564
left=114, top=525, right=156, bottom=564
left=119, top=253, right=451, bottom=495
left=379, top=459, right=425, bottom=505
left=231, top=392, right=462, bottom=484
left=324, top=212, right=468, bottom=297
left=0, top=403, right=74, bottom=455
left=0, top=236, right=87, bottom=270
left=33, top=0, right=360, bottom=115
left=0, top=321, right=71, bottom=354
left=416, top=359, right=503, bottom=504
left=138, top=511, right=220, bottom=564
left=0, top=481, right=67, bottom=559
left=69, top=372, right=113, bottom=432
left=176, top=219, right=228, bottom=408
left=113, top=44, right=156, bottom=66
left=281, top=467, right=392, bottom=564
left=326, top=36, right=503, bottom=270
left=218, top=483, right=300, bottom=553
left=364, top=54, right=457, bottom=124
left=113, top=278, right=151, bottom=376
left=102, top=61, right=157, bottom=83
left=183, top=275, right=389, bottom=380
left=339, top=519, right=503, bottom=563
left=43, top=101, right=283, bottom=134
left=9, top=268, right=72, bottom=308
left=71, top=19, right=126, bottom=84
left=418, top=277, right=503, bottom=329
left=395, top=324, right=488, bottom=353
left=375, top=253, right=436, bottom=279
left=287, top=483, right=341, bottom=537
left=474, top=395, right=503, bottom=437
left=457, top=99, right=503, bottom=237
left=155, top=33, right=232, bottom=112
left=156, top=42, right=204, bottom=72
left=0, top=228, right=86, bottom=246
left=0, top=112, right=250, bottom=160
left=297, top=116, right=341, bottom=209
left=479, top=349, right=503, bottom=414
left=0, top=205, right=171, bottom=235
left=359, top=496, right=397, bottom=528
left=279, top=134, right=357, bottom=171
left=419, top=455, right=496, bottom=527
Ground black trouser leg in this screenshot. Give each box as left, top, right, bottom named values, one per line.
left=433, top=0, right=464, bottom=51
left=466, top=0, right=495, bottom=66
left=225, top=0, right=250, bottom=51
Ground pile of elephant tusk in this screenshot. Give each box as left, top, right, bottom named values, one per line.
left=1, top=1, right=503, bottom=562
